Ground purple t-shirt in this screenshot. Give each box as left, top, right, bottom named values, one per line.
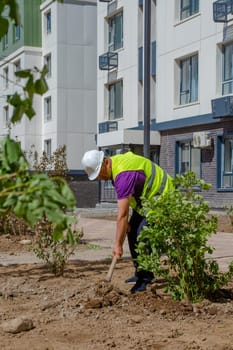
left=113, top=171, right=146, bottom=203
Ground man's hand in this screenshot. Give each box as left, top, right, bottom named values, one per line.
left=112, top=243, right=123, bottom=259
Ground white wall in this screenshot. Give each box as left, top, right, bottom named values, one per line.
left=156, top=0, right=226, bottom=124
left=41, top=0, right=97, bottom=170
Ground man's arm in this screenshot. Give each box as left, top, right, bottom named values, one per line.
left=112, top=197, right=130, bottom=258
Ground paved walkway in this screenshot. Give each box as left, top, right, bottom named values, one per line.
left=0, top=208, right=233, bottom=271
left=76, top=214, right=233, bottom=271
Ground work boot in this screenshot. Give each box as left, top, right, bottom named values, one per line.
left=124, top=275, right=138, bottom=284
left=130, top=271, right=154, bottom=294
left=130, top=279, right=151, bottom=294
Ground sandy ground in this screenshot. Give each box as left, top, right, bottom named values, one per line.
left=0, top=214, right=233, bottom=350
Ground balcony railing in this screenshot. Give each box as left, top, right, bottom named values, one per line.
left=99, top=121, right=118, bottom=134
left=99, top=0, right=111, bottom=2
left=211, top=95, right=233, bottom=118
left=99, top=52, right=118, bottom=70
left=213, top=0, right=233, bottom=22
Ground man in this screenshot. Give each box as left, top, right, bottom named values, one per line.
left=81, top=150, right=174, bottom=293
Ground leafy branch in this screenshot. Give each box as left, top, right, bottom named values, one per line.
left=7, top=65, right=49, bottom=123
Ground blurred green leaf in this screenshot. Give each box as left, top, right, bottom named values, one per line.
left=5, top=137, right=23, bottom=163
left=15, top=69, right=31, bottom=78
left=34, top=77, right=48, bottom=95
left=0, top=16, right=8, bottom=38
left=8, top=0, right=21, bottom=25
left=11, top=104, right=25, bottom=123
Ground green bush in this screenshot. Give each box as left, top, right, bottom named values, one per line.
left=137, top=171, right=233, bottom=303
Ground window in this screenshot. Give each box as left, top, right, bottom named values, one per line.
left=14, top=25, right=21, bottom=41
left=3, top=67, right=9, bottom=89
left=180, top=54, right=198, bottom=105
left=109, top=80, right=123, bottom=120
left=109, top=12, right=123, bottom=51
left=3, top=105, right=9, bottom=128
left=177, top=141, right=201, bottom=178
left=138, top=46, right=143, bottom=82
left=14, top=60, right=21, bottom=82
left=3, top=32, right=8, bottom=50
left=44, top=96, right=52, bottom=121
left=222, top=42, right=233, bottom=95
left=218, top=136, right=233, bottom=189
left=180, top=0, right=199, bottom=20
left=44, top=53, right=51, bottom=78
left=151, top=41, right=156, bottom=77
left=44, top=139, right=52, bottom=159
left=45, top=11, right=51, bottom=34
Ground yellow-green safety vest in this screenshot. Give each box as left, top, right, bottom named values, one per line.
left=111, top=152, right=174, bottom=211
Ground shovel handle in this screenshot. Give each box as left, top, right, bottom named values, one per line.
left=105, top=256, right=118, bottom=282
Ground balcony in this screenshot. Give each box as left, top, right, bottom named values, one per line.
left=213, top=0, right=233, bottom=22
left=99, top=52, right=118, bottom=70
left=99, top=0, right=111, bottom=2
left=99, top=121, right=118, bottom=134
left=211, top=95, right=233, bottom=118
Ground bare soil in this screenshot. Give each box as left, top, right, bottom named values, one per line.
left=0, top=215, right=233, bottom=350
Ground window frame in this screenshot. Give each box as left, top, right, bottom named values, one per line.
left=222, top=42, right=233, bottom=95
left=138, top=46, right=143, bottom=82
left=44, top=139, right=52, bottom=159
left=45, top=10, right=51, bottom=34
left=176, top=140, right=201, bottom=178
left=44, top=53, right=52, bottom=78
left=14, top=24, right=21, bottom=41
left=108, top=11, right=123, bottom=51
left=180, top=0, right=199, bottom=20
left=3, top=32, right=8, bottom=50
left=179, top=53, right=198, bottom=105
left=108, top=80, right=123, bottom=120
left=3, top=66, right=9, bottom=89
left=3, top=105, right=9, bottom=128
left=14, top=60, right=21, bottom=82
left=217, top=134, right=233, bottom=191
left=44, top=96, right=52, bottom=122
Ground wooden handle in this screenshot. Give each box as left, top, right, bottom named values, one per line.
left=105, top=256, right=118, bottom=282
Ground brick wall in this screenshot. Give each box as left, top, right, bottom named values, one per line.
left=159, top=120, right=233, bottom=209
left=68, top=174, right=99, bottom=208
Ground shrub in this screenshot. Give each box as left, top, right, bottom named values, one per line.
left=31, top=216, right=82, bottom=276
left=137, top=171, right=233, bottom=303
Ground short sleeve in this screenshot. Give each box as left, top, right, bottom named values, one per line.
left=114, top=171, right=146, bottom=200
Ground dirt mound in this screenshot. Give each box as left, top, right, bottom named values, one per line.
left=1, top=258, right=233, bottom=349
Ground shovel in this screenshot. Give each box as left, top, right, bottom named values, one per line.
left=105, top=256, right=118, bottom=282
left=105, top=229, right=128, bottom=282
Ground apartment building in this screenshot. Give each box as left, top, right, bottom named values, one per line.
left=97, top=0, right=159, bottom=159
left=0, top=0, right=97, bottom=173
left=97, top=0, right=233, bottom=208
left=156, top=0, right=233, bottom=208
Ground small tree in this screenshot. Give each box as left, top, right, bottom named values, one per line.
left=137, top=172, right=233, bottom=303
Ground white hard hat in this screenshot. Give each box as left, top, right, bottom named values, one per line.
left=81, top=150, right=104, bottom=180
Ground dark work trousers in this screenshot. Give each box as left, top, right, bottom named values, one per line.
left=127, top=210, right=154, bottom=282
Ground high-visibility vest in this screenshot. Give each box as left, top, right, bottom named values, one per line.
left=111, top=152, right=174, bottom=211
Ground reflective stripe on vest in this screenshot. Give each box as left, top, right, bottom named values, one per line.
left=147, top=162, right=168, bottom=196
